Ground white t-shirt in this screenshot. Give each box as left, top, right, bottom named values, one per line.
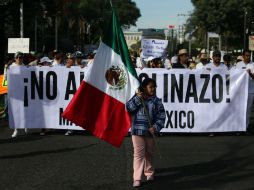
left=196, top=62, right=204, bottom=69
left=11, top=62, right=24, bottom=67
left=52, top=60, right=64, bottom=66
left=136, top=57, right=146, bottom=68
left=164, top=58, right=172, bottom=69
left=235, top=61, right=254, bottom=94
left=204, top=62, right=228, bottom=70
left=5, top=62, right=24, bottom=81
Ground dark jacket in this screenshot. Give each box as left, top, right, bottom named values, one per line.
left=172, top=62, right=188, bottom=69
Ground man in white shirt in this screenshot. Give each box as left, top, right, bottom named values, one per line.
left=235, top=49, right=254, bottom=131
left=204, top=50, right=227, bottom=137
left=204, top=50, right=227, bottom=70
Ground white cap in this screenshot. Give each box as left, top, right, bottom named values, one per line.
left=147, top=56, right=154, bottom=61
left=237, top=55, right=243, bottom=61
left=40, top=57, right=53, bottom=63
left=171, top=56, right=178, bottom=64
left=200, top=49, right=207, bottom=54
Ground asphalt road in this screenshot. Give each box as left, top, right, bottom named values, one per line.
left=0, top=121, right=254, bottom=190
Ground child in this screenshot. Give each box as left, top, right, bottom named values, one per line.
left=126, top=78, right=166, bottom=187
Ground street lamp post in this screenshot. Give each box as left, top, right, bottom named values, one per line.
left=177, top=13, right=191, bottom=55
left=34, top=16, right=37, bottom=52
left=168, top=25, right=175, bottom=56
left=20, top=1, right=24, bottom=38
left=189, top=34, right=192, bottom=58
left=244, top=10, right=248, bottom=49
left=55, top=15, right=58, bottom=51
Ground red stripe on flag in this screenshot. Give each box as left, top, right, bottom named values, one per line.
left=62, top=81, right=131, bottom=147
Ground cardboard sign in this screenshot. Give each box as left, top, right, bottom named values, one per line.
left=8, top=38, right=30, bottom=53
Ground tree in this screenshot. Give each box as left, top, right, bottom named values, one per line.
left=39, top=0, right=141, bottom=51
left=0, top=0, right=141, bottom=70
left=130, top=40, right=141, bottom=52
left=186, top=0, right=254, bottom=50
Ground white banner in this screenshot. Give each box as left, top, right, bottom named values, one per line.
left=137, top=69, right=248, bottom=132
left=141, top=39, right=168, bottom=59
left=8, top=67, right=249, bottom=132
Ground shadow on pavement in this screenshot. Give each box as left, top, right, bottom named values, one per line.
left=139, top=140, right=254, bottom=190
left=0, top=135, right=43, bottom=144
left=0, top=143, right=98, bottom=160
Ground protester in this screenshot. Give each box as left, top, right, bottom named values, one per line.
left=196, top=49, right=207, bottom=63
left=196, top=53, right=209, bottom=69
left=163, top=55, right=172, bottom=69
left=9, top=52, right=29, bottom=138
left=65, top=53, right=75, bottom=68
left=235, top=49, right=254, bottom=132
left=131, top=55, right=137, bottom=68
left=2, top=58, right=13, bottom=120
left=153, top=58, right=163, bottom=68
left=74, top=51, right=85, bottom=68
left=39, top=56, right=53, bottom=66
left=52, top=52, right=64, bottom=66
left=170, top=54, right=178, bottom=67
left=188, top=59, right=196, bottom=70
left=136, top=49, right=146, bottom=68
left=63, top=53, right=76, bottom=136
left=146, top=57, right=155, bottom=68
left=223, top=54, right=232, bottom=70
left=126, top=78, right=166, bottom=188
left=172, top=49, right=189, bottom=68
left=29, top=53, right=43, bottom=66
left=204, top=50, right=227, bottom=70
left=236, top=55, right=243, bottom=64
left=87, top=50, right=96, bottom=65
left=204, top=50, right=227, bottom=137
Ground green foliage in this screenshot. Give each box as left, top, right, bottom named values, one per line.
left=187, top=0, right=254, bottom=50
left=2, top=0, right=141, bottom=52
left=130, top=40, right=141, bottom=51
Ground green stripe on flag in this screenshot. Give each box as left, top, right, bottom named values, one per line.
left=103, top=9, right=138, bottom=79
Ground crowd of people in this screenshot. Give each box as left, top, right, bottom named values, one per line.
left=1, top=49, right=97, bottom=138
left=1, top=47, right=254, bottom=138
left=1, top=47, right=254, bottom=188
left=130, top=48, right=248, bottom=70
left=3, top=49, right=97, bottom=69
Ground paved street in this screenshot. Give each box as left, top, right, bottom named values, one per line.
left=0, top=121, right=254, bottom=190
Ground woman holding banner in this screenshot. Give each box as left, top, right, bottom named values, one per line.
left=9, top=52, right=29, bottom=138
left=126, top=78, right=166, bottom=187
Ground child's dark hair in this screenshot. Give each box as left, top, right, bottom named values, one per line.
left=141, top=78, right=157, bottom=89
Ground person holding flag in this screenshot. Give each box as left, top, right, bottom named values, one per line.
left=126, top=78, right=166, bottom=187
left=62, top=8, right=139, bottom=147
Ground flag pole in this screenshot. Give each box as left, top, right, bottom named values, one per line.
left=140, top=98, right=162, bottom=159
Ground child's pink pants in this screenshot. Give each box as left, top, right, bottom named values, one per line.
left=132, top=135, right=155, bottom=181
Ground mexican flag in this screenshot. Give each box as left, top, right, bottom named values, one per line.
left=62, top=9, right=139, bottom=147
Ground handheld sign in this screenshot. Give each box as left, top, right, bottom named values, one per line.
left=8, top=38, right=30, bottom=53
